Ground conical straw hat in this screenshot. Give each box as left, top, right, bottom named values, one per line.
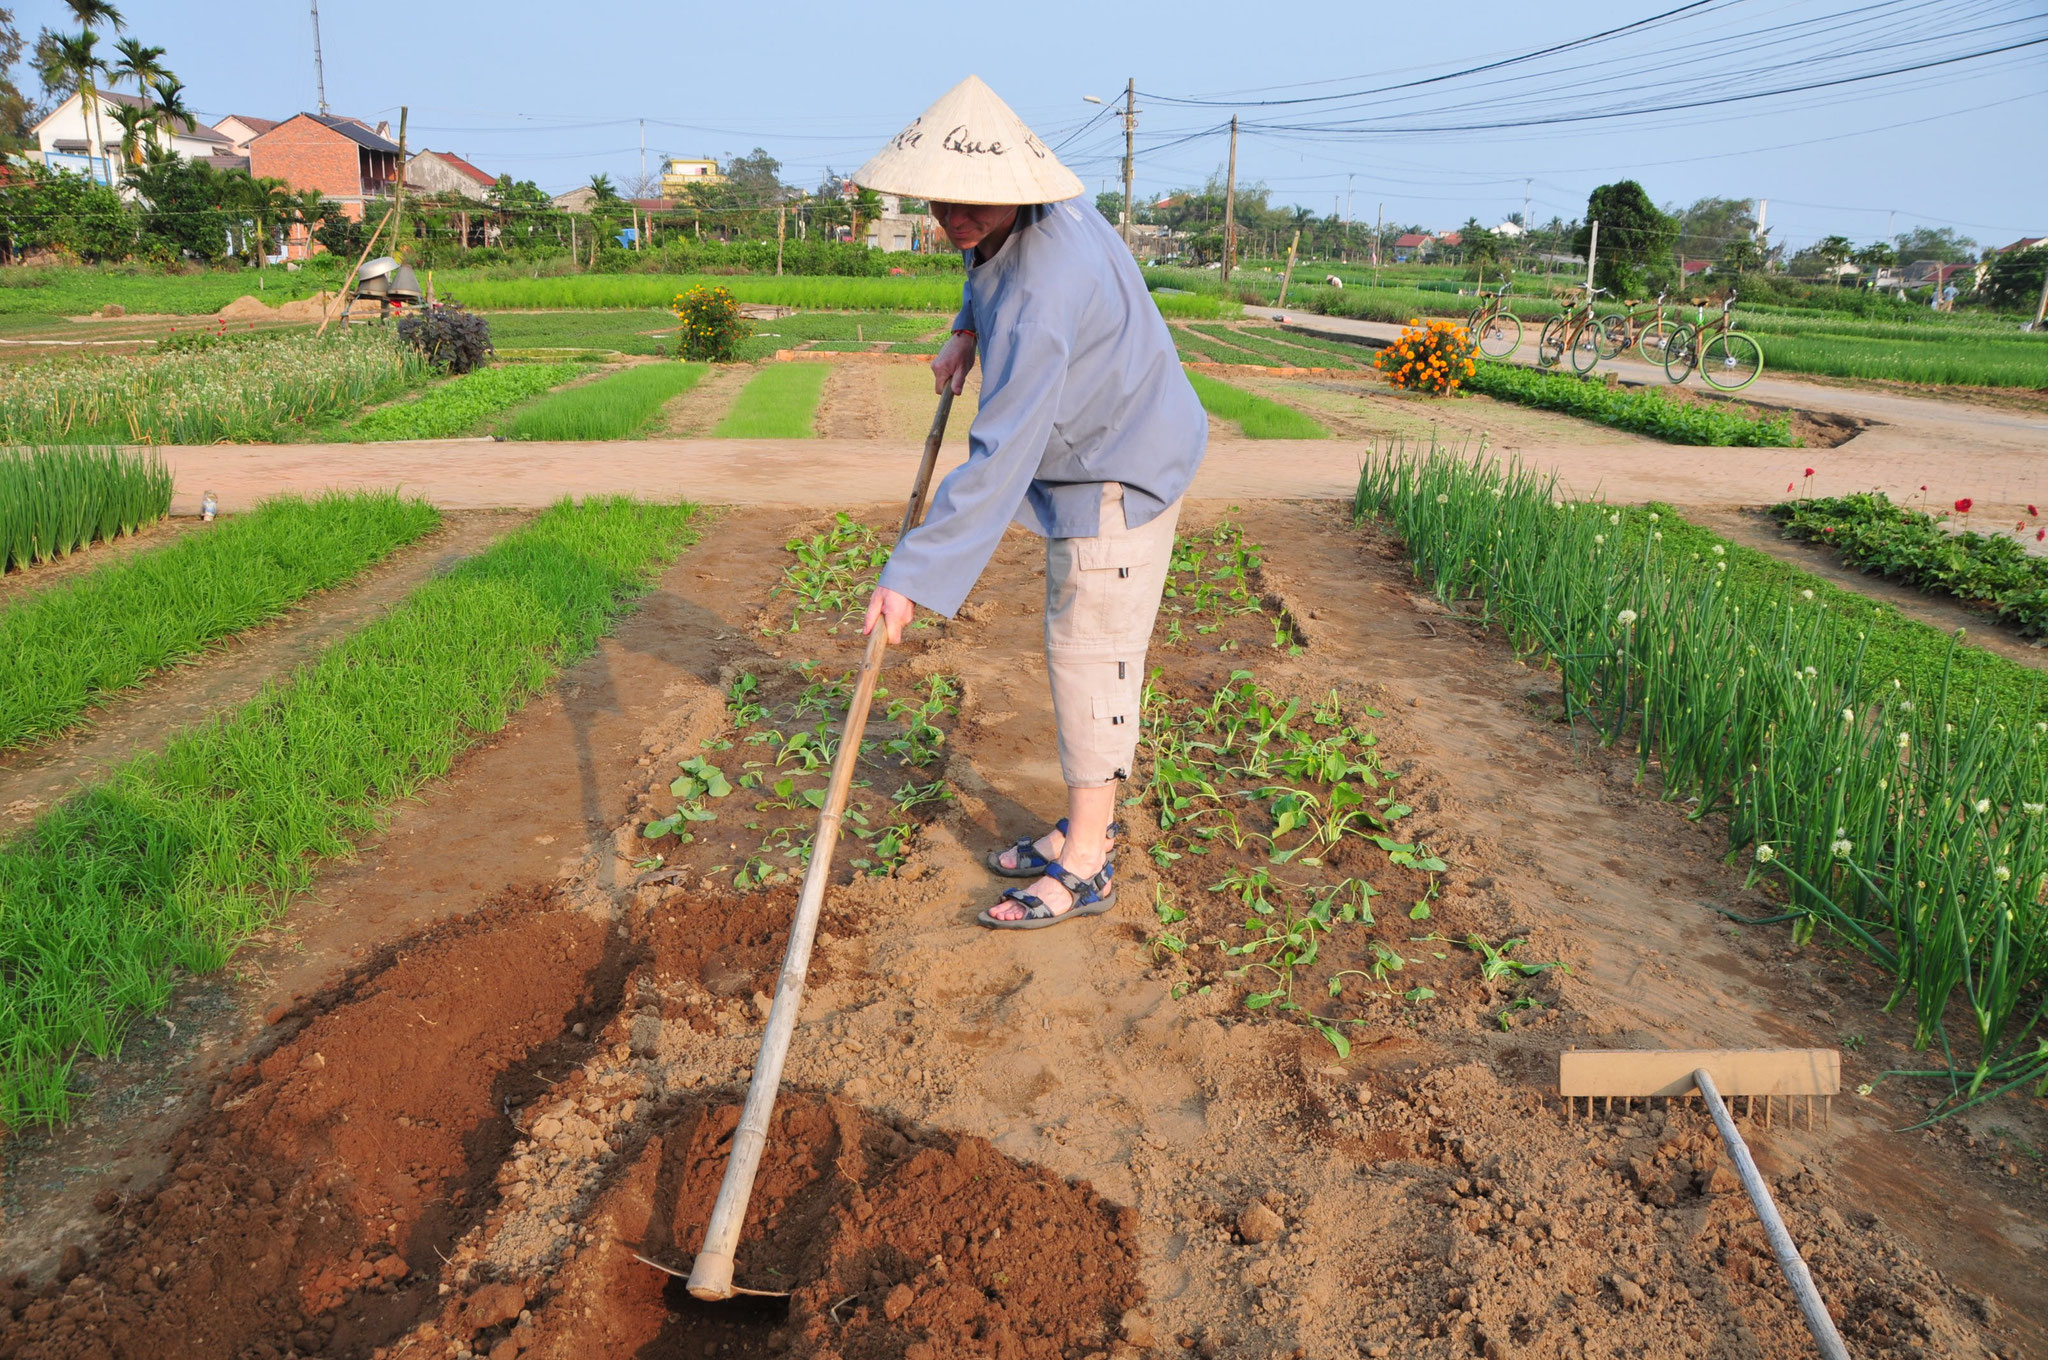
left=856, top=75, right=1084, bottom=206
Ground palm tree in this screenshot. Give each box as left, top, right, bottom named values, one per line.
left=110, top=38, right=167, bottom=94
left=61, top=0, right=126, bottom=31
left=240, top=175, right=295, bottom=268
left=588, top=171, right=619, bottom=204
left=48, top=31, right=111, bottom=183
left=108, top=100, right=152, bottom=166
left=147, top=74, right=192, bottom=154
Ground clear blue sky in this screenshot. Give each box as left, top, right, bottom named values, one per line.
left=17, top=0, right=2046, bottom=253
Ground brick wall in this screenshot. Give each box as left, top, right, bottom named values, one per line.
left=250, top=116, right=363, bottom=218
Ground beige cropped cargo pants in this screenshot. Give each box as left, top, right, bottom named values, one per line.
left=1044, top=482, right=1184, bottom=787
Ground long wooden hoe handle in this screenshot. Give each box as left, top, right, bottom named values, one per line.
left=687, top=389, right=955, bottom=1301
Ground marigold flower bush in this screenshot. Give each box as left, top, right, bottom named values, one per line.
left=672, top=284, right=751, bottom=363
left=1357, top=442, right=2048, bottom=1116
left=1772, top=491, right=2048, bottom=636
left=1372, top=318, right=1477, bottom=395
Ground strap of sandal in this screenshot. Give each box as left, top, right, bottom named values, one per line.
left=998, top=886, right=1059, bottom=920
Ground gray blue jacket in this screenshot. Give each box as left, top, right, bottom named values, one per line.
left=876, top=198, right=1208, bottom=617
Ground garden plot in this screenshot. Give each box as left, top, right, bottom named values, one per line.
left=3, top=505, right=2042, bottom=1360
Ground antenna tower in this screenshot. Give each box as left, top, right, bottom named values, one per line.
left=309, top=0, right=330, bottom=115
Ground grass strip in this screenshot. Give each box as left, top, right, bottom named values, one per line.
left=1767, top=492, right=2048, bottom=637
left=0, top=495, right=699, bottom=1126
left=1173, top=328, right=1264, bottom=365
left=344, top=362, right=582, bottom=441
left=713, top=362, right=831, bottom=438
left=505, top=362, right=708, bottom=441
left=1185, top=371, right=1328, bottom=439
left=0, top=491, right=441, bottom=749
left=1465, top=359, right=1797, bottom=447
left=2, top=446, right=172, bottom=571
left=1189, top=323, right=1358, bottom=369
left=1358, top=444, right=2048, bottom=1113
left=445, top=272, right=965, bottom=312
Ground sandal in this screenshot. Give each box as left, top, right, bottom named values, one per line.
left=986, top=819, right=1123, bottom=879
left=977, top=858, right=1117, bottom=931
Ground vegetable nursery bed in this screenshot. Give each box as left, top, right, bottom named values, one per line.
left=3, top=505, right=2042, bottom=1360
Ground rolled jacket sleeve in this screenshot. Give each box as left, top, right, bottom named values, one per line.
left=878, top=320, right=1069, bottom=617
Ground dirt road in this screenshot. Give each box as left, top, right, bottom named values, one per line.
left=156, top=422, right=2047, bottom=524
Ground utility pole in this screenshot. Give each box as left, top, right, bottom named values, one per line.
left=2033, top=262, right=2048, bottom=328
left=776, top=201, right=786, bottom=276
left=639, top=120, right=646, bottom=197
left=1220, top=114, right=1238, bottom=285
left=391, top=106, right=407, bottom=261
left=1121, top=78, right=1137, bottom=249
left=308, top=0, right=329, bottom=116
left=1373, top=202, right=1383, bottom=287
left=1586, top=219, right=1599, bottom=290
left=1345, top=173, right=1355, bottom=224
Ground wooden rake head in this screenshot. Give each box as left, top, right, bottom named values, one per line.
left=1559, top=1048, right=1841, bottom=1130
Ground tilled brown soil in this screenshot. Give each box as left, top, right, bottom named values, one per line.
left=3, top=501, right=2044, bottom=1360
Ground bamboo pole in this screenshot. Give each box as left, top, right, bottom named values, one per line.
left=687, top=390, right=955, bottom=1302
left=316, top=205, right=396, bottom=337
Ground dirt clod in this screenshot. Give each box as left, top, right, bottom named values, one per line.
left=1237, top=1203, right=1285, bottom=1244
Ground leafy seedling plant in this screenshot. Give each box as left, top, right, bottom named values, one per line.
left=1139, top=662, right=1453, bottom=1056
left=641, top=654, right=959, bottom=891
left=767, top=513, right=936, bottom=637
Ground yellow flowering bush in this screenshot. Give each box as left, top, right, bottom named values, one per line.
left=672, top=285, right=750, bottom=362
left=1374, top=317, right=1477, bottom=396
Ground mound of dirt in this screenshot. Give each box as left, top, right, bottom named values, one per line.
left=215, top=292, right=332, bottom=323
left=0, top=888, right=629, bottom=1360
left=479, top=1094, right=1140, bottom=1360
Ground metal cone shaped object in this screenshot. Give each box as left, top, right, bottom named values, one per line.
left=855, top=75, right=1084, bottom=206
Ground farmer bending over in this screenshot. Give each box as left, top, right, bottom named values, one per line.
left=855, top=76, right=1208, bottom=931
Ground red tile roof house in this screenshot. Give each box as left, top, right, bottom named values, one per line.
left=405, top=149, right=496, bottom=202
left=1391, top=231, right=1433, bottom=262
left=248, top=114, right=401, bottom=258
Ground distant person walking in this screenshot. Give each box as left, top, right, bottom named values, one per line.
left=854, top=76, right=1208, bottom=930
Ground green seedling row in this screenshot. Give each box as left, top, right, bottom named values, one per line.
left=346, top=362, right=583, bottom=442
left=714, top=362, right=830, bottom=439
left=1357, top=442, right=2048, bottom=1114
left=0, top=495, right=699, bottom=1127
left=1, top=445, right=172, bottom=571
left=0, top=490, right=441, bottom=749
left=1185, top=372, right=1329, bottom=439
left=506, top=362, right=708, bottom=441
left=0, top=328, right=425, bottom=445
left=1188, top=324, right=1360, bottom=369
left=1466, top=359, right=1798, bottom=447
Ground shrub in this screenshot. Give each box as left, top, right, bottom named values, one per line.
left=1374, top=318, right=1475, bottom=395
left=672, top=284, right=751, bottom=362
left=398, top=304, right=494, bottom=374
left=1771, top=491, right=2048, bottom=636
left=1464, top=360, right=1797, bottom=446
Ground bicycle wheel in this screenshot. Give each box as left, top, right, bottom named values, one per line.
left=1663, top=326, right=1698, bottom=383
left=1569, top=320, right=1604, bottom=375
left=1477, top=311, right=1521, bottom=359
left=1536, top=317, right=1567, bottom=369
left=1637, top=320, right=1677, bottom=365
left=1699, top=330, right=1764, bottom=391
left=1597, top=315, right=1628, bottom=360
left=1466, top=307, right=1486, bottom=339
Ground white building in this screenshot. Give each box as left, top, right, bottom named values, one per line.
left=31, top=87, right=239, bottom=186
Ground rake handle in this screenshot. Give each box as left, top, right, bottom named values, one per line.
left=1694, top=1067, right=1850, bottom=1360
left=687, top=390, right=954, bottom=1302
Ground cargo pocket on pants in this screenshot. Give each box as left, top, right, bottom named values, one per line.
left=1065, top=538, right=1154, bottom=648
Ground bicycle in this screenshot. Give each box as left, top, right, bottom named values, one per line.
left=1465, top=284, right=1522, bottom=359
left=1663, top=290, right=1764, bottom=390
left=1537, top=286, right=1607, bottom=369
left=1604, top=292, right=1678, bottom=365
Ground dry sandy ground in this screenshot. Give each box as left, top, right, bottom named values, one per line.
left=2, top=504, right=2042, bottom=1360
